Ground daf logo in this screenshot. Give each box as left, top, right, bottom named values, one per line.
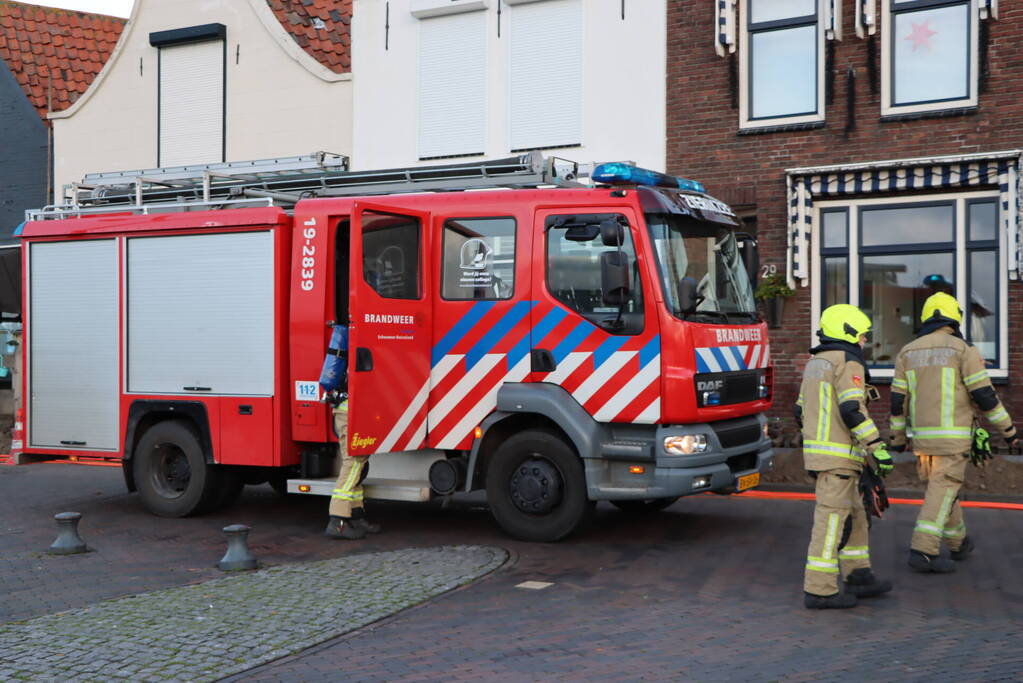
left=697, top=380, right=724, bottom=392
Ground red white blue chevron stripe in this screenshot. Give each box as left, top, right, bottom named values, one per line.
left=695, top=344, right=770, bottom=373
left=373, top=301, right=661, bottom=454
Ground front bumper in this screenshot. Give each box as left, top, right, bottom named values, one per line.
left=584, top=414, right=774, bottom=501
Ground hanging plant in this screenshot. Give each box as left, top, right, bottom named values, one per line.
left=754, top=273, right=795, bottom=302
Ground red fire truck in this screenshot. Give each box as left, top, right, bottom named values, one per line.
left=11, top=153, right=773, bottom=541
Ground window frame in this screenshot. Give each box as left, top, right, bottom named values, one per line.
left=881, top=0, right=978, bottom=117
left=738, top=0, right=826, bottom=130
left=440, top=215, right=517, bottom=302
left=811, top=190, right=1007, bottom=378
left=544, top=212, right=645, bottom=336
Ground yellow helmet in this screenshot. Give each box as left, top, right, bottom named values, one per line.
left=921, top=292, right=963, bottom=324
left=819, top=304, right=872, bottom=344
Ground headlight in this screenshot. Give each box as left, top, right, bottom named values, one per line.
left=664, top=434, right=708, bottom=455
left=763, top=422, right=771, bottom=440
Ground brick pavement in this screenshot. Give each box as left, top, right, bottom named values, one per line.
left=2, top=463, right=1023, bottom=681
left=0, top=546, right=505, bottom=682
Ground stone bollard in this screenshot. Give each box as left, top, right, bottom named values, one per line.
left=48, top=512, right=88, bottom=555
left=218, top=524, right=257, bottom=571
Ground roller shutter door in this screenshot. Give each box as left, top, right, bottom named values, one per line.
left=127, top=231, right=274, bottom=396
left=159, top=39, right=224, bottom=167
left=29, top=240, right=119, bottom=450
left=509, top=0, right=582, bottom=151
left=418, top=9, right=487, bottom=159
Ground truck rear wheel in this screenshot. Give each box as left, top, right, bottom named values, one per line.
left=485, top=429, right=593, bottom=542
left=611, top=497, right=680, bottom=514
left=133, top=420, right=220, bottom=517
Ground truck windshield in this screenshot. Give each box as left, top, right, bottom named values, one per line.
left=645, top=213, right=757, bottom=323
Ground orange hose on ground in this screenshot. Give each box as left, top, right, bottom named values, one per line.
left=725, top=489, right=1023, bottom=510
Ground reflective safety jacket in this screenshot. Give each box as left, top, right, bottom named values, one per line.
left=796, top=348, right=884, bottom=472
left=891, top=327, right=1016, bottom=456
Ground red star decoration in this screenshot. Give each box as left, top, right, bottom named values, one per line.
left=904, top=20, right=937, bottom=51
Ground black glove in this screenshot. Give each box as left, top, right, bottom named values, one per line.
left=860, top=467, right=890, bottom=520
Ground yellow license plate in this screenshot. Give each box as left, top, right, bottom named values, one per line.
left=737, top=472, right=760, bottom=492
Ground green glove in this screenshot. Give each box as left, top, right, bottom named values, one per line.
left=871, top=446, right=894, bottom=477
left=970, top=427, right=993, bottom=467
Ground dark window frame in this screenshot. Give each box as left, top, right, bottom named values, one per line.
left=544, top=212, right=645, bottom=336
left=360, top=211, right=424, bottom=301
left=889, top=0, right=973, bottom=109
left=747, top=0, right=820, bottom=122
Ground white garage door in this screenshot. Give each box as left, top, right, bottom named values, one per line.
left=127, top=231, right=275, bottom=396
left=29, top=239, right=119, bottom=450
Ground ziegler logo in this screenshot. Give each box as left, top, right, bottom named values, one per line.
left=350, top=433, right=377, bottom=449
left=697, top=380, right=724, bottom=392
left=715, top=328, right=762, bottom=343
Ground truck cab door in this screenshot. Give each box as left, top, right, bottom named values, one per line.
left=531, top=207, right=662, bottom=423
left=347, top=203, right=432, bottom=455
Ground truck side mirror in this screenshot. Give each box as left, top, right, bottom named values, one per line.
left=600, top=219, right=625, bottom=247
left=735, top=232, right=759, bottom=286
left=677, top=276, right=700, bottom=313
left=600, top=251, right=631, bottom=305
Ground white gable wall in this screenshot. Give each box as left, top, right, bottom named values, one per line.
left=351, top=0, right=666, bottom=173
left=50, top=0, right=353, bottom=203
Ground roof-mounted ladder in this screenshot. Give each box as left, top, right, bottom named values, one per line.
left=28, top=152, right=584, bottom=221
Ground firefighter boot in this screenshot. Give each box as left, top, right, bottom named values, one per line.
left=804, top=592, right=858, bottom=609
left=843, top=568, right=892, bottom=598
left=908, top=550, right=955, bottom=573
left=950, top=535, right=975, bottom=561
left=350, top=510, right=381, bottom=534
left=324, top=516, right=366, bottom=540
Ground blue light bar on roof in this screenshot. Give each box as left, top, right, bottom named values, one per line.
left=592, top=163, right=706, bottom=193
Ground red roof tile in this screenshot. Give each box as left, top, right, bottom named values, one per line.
left=0, top=1, right=124, bottom=120
left=266, top=0, right=351, bottom=75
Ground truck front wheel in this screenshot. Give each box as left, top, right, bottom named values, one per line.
left=485, top=429, right=593, bottom=542
left=133, top=420, right=220, bottom=517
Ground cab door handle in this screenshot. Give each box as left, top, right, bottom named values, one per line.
left=355, top=347, right=373, bottom=372
left=531, top=349, right=557, bottom=373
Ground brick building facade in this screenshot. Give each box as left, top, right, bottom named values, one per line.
left=667, top=0, right=1023, bottom=440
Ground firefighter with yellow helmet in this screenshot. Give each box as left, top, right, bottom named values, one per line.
left=796, top=304, right=894, bottom=609
left=891, top=292, right=1019, bottom=572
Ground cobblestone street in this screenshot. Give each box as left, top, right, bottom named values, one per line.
left=2, top=463, right=1022, bottom=681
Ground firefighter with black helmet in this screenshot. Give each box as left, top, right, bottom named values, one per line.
left=796, top=304, right=894, bottom=609
left=891, top=292, right=1020, bottom=572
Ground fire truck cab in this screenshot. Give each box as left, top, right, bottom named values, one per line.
left=15, top=153, right=773, bottom=541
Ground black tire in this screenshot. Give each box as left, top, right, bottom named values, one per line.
left=268, top=474, right=290, bottom=497
left=132, top=420, right=220, bottom=517
left=485, top=429, right=593, bottom=542
left=611, top=497, right=680, bottom=514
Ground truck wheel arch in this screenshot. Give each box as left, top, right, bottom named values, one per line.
left=467, top=383, right=601, bottom=491
left=123, top=400, right=215, bottom=492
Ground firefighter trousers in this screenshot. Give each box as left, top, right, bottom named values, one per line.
left=911, top=453, right=967, bottom=555
left=804, top=468, right=872, bottom=596
left=328, top=403, right=368, bottom=519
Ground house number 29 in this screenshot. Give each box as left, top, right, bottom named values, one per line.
left=760, top=264, right=778, bottom=279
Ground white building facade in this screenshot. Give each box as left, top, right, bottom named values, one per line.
left=350, top=0, right=666, bottom=173
left=49, top=0, right=353, bottom=202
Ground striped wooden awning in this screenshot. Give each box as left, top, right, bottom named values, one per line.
left=786, top=151, right=1023, bottom=286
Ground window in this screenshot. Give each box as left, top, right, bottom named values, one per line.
left=362, top=212, right=421, bottom=300
left=508, top=0, right=582, bottom=151
left=151, top=25, right=226, bottom=167
left=882, top=0, right=977, bottom=116
left=546, top=213, right=644, bottom=335
left=740, top=0, right=824, bottom=129
left=418, top=9, right=486, bottom=159
left=813, top=192, right=1005, bottom=375
left=442, top=217, right=516, bottom=300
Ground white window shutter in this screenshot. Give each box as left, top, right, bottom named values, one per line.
left=509, top=0, right=582, bottom=151
left=418, top=11, right=487, bottom=159
left=159, top=40, right=224, bottom=167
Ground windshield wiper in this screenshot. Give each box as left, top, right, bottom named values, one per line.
left=690, top=310, right=732, bottom=324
